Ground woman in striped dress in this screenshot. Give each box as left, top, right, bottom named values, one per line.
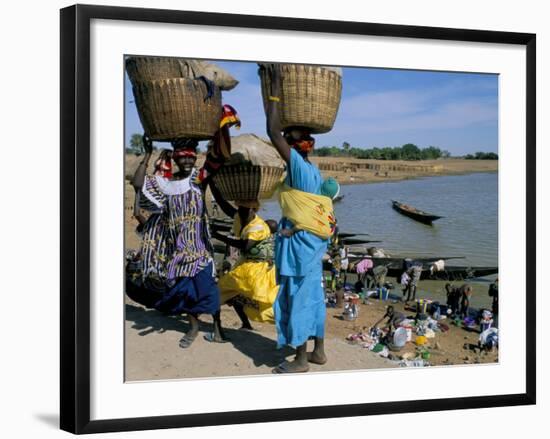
left=126, top=137, right=226, bottom=349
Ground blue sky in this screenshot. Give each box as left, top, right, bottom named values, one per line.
left=125, top=61, right=498, bottom=155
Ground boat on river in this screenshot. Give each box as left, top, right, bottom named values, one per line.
left=391, top=200, right=443, bottom=225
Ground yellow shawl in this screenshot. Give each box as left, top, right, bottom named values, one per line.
left=278, top=185, right=336, bottom=239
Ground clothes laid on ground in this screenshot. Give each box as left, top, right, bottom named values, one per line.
left=125, top=172, right=219, bottom=315
left=274, top=148, right=329, bottom=348
left=218, top=214, right=279, bottom=323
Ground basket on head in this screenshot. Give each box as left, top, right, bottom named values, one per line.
left=131, top=78, right=221, bottom=141
left=259, top=63, right=342, bottom=134
left=125, top=56, right=239, bottom=91
left=212, top=165, right=284, bottom=201
left=125, top=56, right=196, bottom=84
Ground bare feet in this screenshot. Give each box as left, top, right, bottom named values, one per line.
left=307, top=351, right=327, bottom=365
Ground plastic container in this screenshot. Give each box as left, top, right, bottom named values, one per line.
left=415, top=335, right=427, bottom=346
left=378, top=287, right=389, bottom=301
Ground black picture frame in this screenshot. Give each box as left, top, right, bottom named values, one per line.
left=60, top=4, right=536, bottom=434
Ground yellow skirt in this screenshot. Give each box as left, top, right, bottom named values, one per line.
left=219, top=260, right=279, bottom=323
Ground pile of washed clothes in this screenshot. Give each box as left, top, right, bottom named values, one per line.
left=345, top=304, right=453, bottom=367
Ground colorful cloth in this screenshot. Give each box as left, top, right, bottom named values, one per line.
left=274, top=148, right=328, bottom=348
left=220, top=104, right=241, bottom=130
left=126, top=171, right=219, bottom=315
left=356, top=258, right=374, bottom=274
left=219, top=215, right=278, bottom=323
left=127, top=262, right=219, bottom=315
left=195, top=104, right=241, bottom=185
left=279, top=185, right=335, bottom=239
left=293, top=138, right=315, bottom=154
left=154, top=157, right=173, bottom=179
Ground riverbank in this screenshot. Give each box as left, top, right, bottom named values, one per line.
left=124, top=152, right=498, bottom=186
left=310, top=157, right=498, bottom=185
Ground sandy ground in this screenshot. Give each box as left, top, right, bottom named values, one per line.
left=125, top=292, right=497, bottom=381
left=125, top=298, right=396, bottom=381
left=309, top=157, right=498, bottom=185
left=124, top=153, right=498, bottom=381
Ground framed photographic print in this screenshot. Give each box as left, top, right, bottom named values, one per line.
left=60, top=4, right=536, bottom=434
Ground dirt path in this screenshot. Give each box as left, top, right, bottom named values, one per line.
left=125, top=300, right=396, bottom=381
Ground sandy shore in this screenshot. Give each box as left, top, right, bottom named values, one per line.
left=125, top=292, right=497, bottom=381
left=309, top=157, right=498, bottom=185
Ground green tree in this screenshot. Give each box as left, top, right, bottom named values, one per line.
left=401, top=143, right=421, bottom=160
left=128, top=133, right=144, bottom=155
left=342, top=141, right=351, bottom=156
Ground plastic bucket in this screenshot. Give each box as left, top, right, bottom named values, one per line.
left=378, top=287, right=389, bottom=301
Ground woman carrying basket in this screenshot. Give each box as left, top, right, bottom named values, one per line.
left=264, top=64, right=336, bottom=373
left=209, top=191, right=279, bottom=329
left=126, top=106, right=240, bottom=349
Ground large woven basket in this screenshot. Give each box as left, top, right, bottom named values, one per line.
left=260, top=64, right=342, bottom=134
left=125, top=56, right=196, bottom=83
left=212, top=165, right=284, bottom=201
left=132, top=78, right=221, bottom=141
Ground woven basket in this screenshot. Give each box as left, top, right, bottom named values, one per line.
left=132, top=78, right=221, bottom=141
left=125, top=56, right=196, bottom=84
left=212, top=165, right=284, bottom=201
left=260, top=64, right=342, bottom=134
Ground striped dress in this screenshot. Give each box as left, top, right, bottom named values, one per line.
left=126, top=172, right=220, bottom=315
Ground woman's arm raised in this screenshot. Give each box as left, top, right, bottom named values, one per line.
left=131, top=134, right=153, bottom=190
left=264, top=64, right=291, bottom=163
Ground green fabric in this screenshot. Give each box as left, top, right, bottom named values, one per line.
left=320, top=177, right=340, bottom=200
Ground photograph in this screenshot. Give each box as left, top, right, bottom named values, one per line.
left=123, top=57, right=500, bottom=381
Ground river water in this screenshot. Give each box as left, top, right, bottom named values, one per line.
left=258, top=172, right=498, bottom=307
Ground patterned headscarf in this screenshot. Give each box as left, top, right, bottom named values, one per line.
left=220, top=104, right=241, bottom=129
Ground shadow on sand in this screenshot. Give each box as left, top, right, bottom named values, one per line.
left=125, top=304, right=294, bottom=368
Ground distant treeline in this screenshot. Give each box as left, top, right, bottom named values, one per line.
left=464, top=152, right=499, bottom=160
left=312, top=143, right=450, bottom=160
left=312, top=142, right=498, bottom=160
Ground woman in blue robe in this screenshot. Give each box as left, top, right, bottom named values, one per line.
left=264, top=64, right=330, bottom=373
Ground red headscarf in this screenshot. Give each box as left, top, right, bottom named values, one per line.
left=173, top=148, right=197, bottom=159
left=293, top=138, right=315, bottom=154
